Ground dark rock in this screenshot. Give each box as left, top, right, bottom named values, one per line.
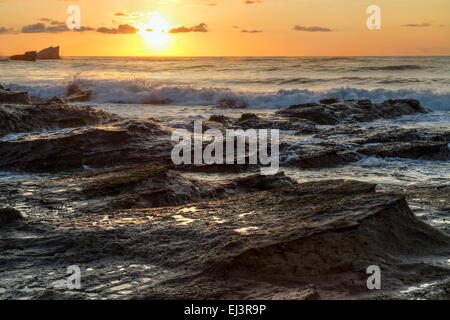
left=216, top=98, right=248, bottom=109
left=319, top=97, right=340, bottom=105
left=4, top=179, right=448, bottom=299
left=10, top=51, right=37, bottom=62
left=277, top=102, right=339, bottom=125
left=0, top=103, right=122, bottom=137
left=0, top=166, right=297, bottom=216
left=282, top=143, right=362, bottom=168
left=36, top=46, right=61, bottom=60
left=277, top=99, right=429, bottom=125
left=0, top=208, right=22, bottom=226
left=0, top=89, right=32, bottom=105
left=358, top=141, right=449, bottom=160
left=66, top=84, right=92, bottom=102
left=209, top=114, right=232, bottom=124
left=0, top=119, right=173, bottom=172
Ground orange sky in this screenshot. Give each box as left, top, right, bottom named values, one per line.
left=0, top=0, right=449, bottom=56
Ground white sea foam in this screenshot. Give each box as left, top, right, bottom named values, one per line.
left=7, top=79, right=450, bottom=110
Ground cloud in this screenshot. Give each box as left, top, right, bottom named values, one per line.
left=241, top=29, right=262, bottom=33
left=293, top=25, right=332, bottom=32
left=169, top=23, right=208, bottom=33
left=96, top=24, right=138, bottom=34
left=22, top=23, right=47, bottom=33
left=244, top=0, right=262, bottom=4
left=0, top=26, right=15, bottom=34
left=21, top=21, right=94, bottom=33
left=401, top=23, right=431, bottom=27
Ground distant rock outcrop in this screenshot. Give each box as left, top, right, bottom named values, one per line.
left=10, top=51, right=37, bottom=62
left=36, top=46, right=61, bottom=60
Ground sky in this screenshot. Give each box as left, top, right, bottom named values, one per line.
left=0, top=0, right=449, bottom=56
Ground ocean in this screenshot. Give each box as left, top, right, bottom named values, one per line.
left=1, top=56, right=449, bottom=110
left=1, top=56, right=449, bottom=196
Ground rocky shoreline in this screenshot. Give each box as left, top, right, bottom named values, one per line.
left=0, top=86, right=449, bottom=300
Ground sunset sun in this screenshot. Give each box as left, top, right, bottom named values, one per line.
left=139, top=14, right=170, bottom=47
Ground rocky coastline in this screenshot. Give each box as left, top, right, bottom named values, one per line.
left=0, top=85, right=449, bottom=300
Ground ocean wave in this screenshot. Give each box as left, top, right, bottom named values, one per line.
left=352, top=65, right=428, bottom=71
left=6, top=79, right=450, bottom=110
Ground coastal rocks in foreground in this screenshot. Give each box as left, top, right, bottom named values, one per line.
left=0, top=167, right=296, bottom=217
left=277, top=98, right=429, bottom=125
left=0, top=103, right=122, bottom=137
left=0, top=119, right=173, bottom=172
left=1, top=179, right=448, bottom=299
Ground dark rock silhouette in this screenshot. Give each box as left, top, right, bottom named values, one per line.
left=10, top=51, right=37, bottom=62
left=36, top=46, right=61, bottom=59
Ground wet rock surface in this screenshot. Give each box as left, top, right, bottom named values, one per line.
left=0, top=103, right=122, bottom=137
left=277, top=99, right=429, bottom=125
left=0, top=119, right=173, bottom=172
left=0, top=208, right=22, bottom=226
left=0, top=179, right=448, bottom=299
left=0, top=94, right=448, bottom=300
left=0, top=89, right=32, bottom=105
left=358, top=141, right=449, bottom=160
left=0, top=166, right=296, bottom=217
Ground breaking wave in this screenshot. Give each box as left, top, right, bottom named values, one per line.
left=7, top=79, right=450, bottom=111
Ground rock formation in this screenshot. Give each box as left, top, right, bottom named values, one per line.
left=10, top=51, right=37, bottom=62
left=36, top=46, right=61, bottom=60
left=0, top=88, right=32, bottom=105
left=0, top=103, right=121, bottom=137
left=277, top=98, right=429, bottom=125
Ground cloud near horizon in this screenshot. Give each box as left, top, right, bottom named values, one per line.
left=168, top=23, right=208, bottom=33
left=401, top=23, right=431, bottom=27
left=96, top=24, right=138, bottom=34
left=293, top=25, right=332, bottom=32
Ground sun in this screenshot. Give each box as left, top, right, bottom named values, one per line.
left=138, top=14, right=170, bottom=47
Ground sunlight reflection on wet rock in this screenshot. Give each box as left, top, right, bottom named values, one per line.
left=172, top=215, right=195, bottom=226
left=234, top=226, right=260, bottom=235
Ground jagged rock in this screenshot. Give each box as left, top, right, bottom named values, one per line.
left=277, top=99, right=429, bottom=125
left=36, top=46, right=61, bottom=60
left=10, top=51, right=37, bottom=62
left=66, top=84, right=92, bottom=102
left=0, top=167, right=296, bottom=216
left=216, top=98, right=248, bottom=109
left=0, top=103, right=122, bottom=137
left=0, top=89, right=32, bottom=105
left=282, top=142, right=361, bottom=168
left=0, top=119, right=173, bottom=172
left=0, top=208, right=22, bottom=226
left=358, top=141, right=449, bottom=160
left=319, top=97, right=341, bottom=105
left=3, top=180, right=448, bottom=299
